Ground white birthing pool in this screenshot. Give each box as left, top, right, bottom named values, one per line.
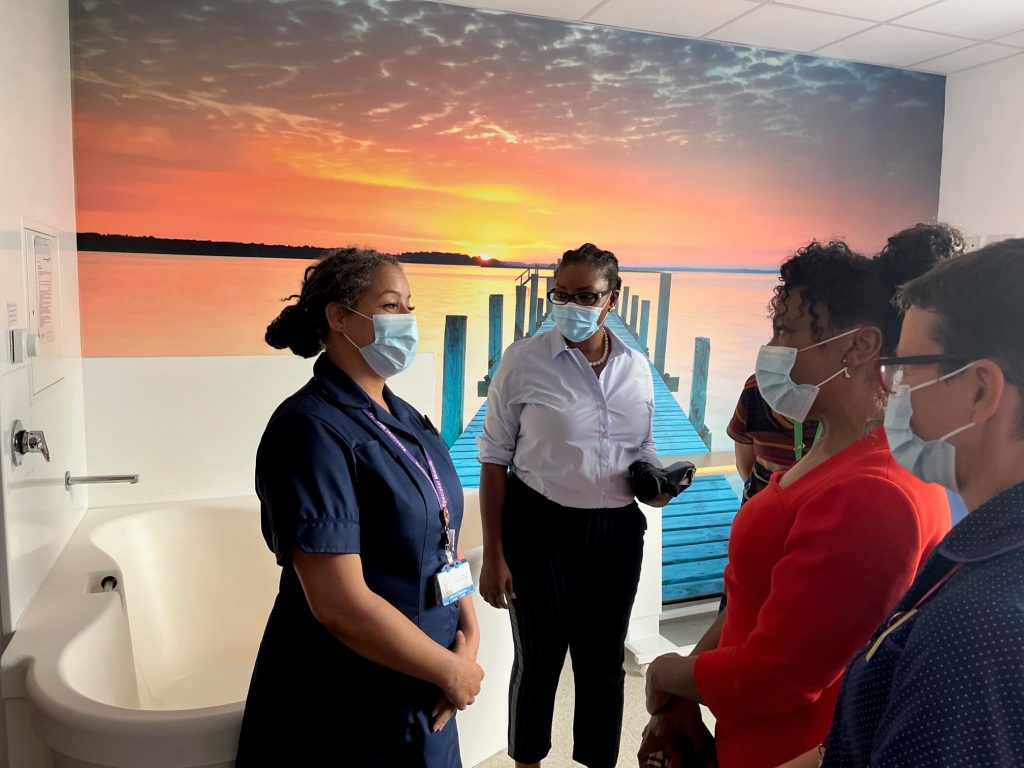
left=1, top=496, right=512, bottom=768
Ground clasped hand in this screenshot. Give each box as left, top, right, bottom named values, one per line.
left=432, top=630, right=484, bottom=733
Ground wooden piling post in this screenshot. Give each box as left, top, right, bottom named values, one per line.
left=487, top=294, right=503, bottom=375
left=478, top=295, right=505, bottom=397
left=441, top=315, right=467, bottom=447
left=534, top=298, right=544, bottom=332
left=690, top=336, right=712, bottom=448
left=621, top=286, right=631, bottom=321
left=639, top=299, right=651, bottom=352
left=629, top=294, right=640, bottom=335
left=528, top=270, right=539, bottom=334
left=654, top=273, right=672, bottom=374
left=545, top=275, right=554, bottom=317
left=514, top=284, right=527, bottom=341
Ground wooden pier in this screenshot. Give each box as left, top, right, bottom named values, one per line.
left=440, top=271, right=741, bottom=602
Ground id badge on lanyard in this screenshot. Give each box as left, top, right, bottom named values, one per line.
left=362, top=409, right=476, bottom=607
left=435, top=559, right=475, bottom=606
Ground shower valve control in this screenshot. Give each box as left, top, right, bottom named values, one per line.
left=11, top=420, right=50, bottom=466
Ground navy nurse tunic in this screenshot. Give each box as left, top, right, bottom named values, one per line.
left=235, top=353, right=465, bottom=768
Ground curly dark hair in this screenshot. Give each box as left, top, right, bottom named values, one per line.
left=879, top=222, right=966, bottom=267
left=265, top=247, right=400, bottom=358
left=771, top=231, right=957, bottom=356
left=555, top=243, right=622, bottom=290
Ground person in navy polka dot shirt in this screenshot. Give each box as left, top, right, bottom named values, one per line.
left=779, top=237, right=1024, bottom=768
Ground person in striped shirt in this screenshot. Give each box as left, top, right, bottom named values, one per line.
left=728, top=372, right=818, bottom=505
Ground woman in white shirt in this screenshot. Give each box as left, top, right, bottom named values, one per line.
left=478, top=243, right=662, bottom=768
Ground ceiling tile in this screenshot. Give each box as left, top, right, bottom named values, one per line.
left=817, top=24, right=971, bottom=66
left=708, top=4, right=874, bottom=52
left=586, top=0, right=760, bottom=39
left=769, top=0, right=936, bottom=23
left=897, top=0, right=1024, bottom=41
left=996, top=29, right=1024, bottom=48
left=432, top=0, right=1024, bottom=71
left=430, top=0, right=603, bottom=21
left=912, top=41, right=1021, bottom=72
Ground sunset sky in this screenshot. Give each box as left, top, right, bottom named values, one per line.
left=70, top=0, right=947, bottom=267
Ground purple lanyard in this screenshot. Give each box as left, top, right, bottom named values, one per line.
left=362, top=409, right=454, bottom=560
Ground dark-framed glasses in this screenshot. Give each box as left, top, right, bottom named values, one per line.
left=878, top=354, right=972, bottom=392
left=880, top=355, right=1024, bottom=394
left=547, top=288, right=612, bottom=307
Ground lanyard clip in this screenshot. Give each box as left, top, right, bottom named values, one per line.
left=443, top=528, right=456, bottom=563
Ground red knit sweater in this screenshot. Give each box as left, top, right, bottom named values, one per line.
left=695, top=429, right=950, bottom=768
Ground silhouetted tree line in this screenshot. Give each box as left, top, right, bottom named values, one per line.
left=76, top=233, right=520, bottom=267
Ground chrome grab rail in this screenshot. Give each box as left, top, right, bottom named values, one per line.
left=65, top=471, right=139, bottom=491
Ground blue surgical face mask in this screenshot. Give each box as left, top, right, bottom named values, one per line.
left=754, top=327, right=859, bottom=423
left=343, top=308, right=419, bottom=378
left=884, top=362, right=976, bottom=492
left=552, top=302, right=605, bottom=343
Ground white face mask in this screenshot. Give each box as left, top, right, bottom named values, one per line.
left=754, top=327, right=859, bottom=422
left=884, top=362, right=976, bottom=492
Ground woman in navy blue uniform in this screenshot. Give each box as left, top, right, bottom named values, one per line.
left=236, top=248, right=484, bottom=768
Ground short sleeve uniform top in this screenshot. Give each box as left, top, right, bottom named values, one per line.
left=236, top=353, right=465, bottom=767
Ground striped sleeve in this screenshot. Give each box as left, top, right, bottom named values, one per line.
left=726, top=374, right=757, bottom=444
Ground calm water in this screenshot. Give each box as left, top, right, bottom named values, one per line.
left=79, top=253, right=778, bottom=451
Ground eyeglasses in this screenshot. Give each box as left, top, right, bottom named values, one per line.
left=880, top=354, right=966, bottom=391
left=880, top=355, right=1024, bottom=395
left=547, top=288, right=613, bottom=307
left=878, top=354, right=970, bottom=392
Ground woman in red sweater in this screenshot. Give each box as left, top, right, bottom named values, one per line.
left=639, top=238, right=953, bottom=768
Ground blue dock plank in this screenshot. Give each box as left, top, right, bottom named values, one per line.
left=661, top=473, right=739, bottom=603
left=664, top=558, right=730, bottom=583
left=664, top=578, right=727, bottom=602
left=663, top=541, right=729, bottom=564
left=663, top=526, right=734, bottom=547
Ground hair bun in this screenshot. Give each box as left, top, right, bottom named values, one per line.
left=875, top=223, right=965, bottom=293
left=265, top=303, right=323, bottom=358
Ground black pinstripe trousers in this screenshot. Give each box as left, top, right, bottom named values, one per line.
left=503, top=474, right=646, bottom=768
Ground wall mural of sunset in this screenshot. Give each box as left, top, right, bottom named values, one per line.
left=72, top=0, right=946, bottom=266
left=69, top=0, right=945, bottom=447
